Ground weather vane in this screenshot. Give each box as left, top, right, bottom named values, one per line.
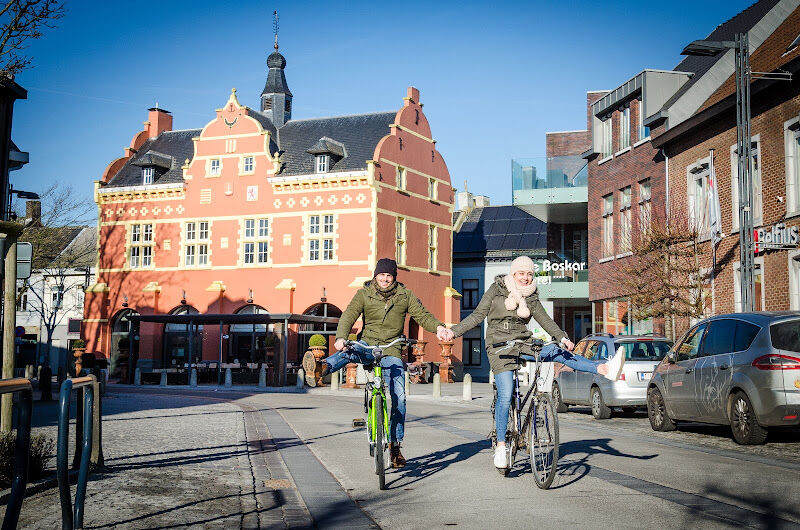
left=273, top=10, right=279, bottom=51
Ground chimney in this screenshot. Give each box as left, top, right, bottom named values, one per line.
left=147, top=107, right=173, bottom=138
left=26, top=200, right=41, bottom=226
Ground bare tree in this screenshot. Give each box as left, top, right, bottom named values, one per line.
left=16, top=183, right=95, bottom=366
left=0, top=0, right=65, bottom=77
left=611, top=212, right=710, bottom=341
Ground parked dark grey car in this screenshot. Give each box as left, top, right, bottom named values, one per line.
left=647, top=312, right=800, bottom=445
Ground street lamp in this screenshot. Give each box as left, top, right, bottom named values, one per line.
left=682, top=33, right=756, bottom=312
left=6, top=185, right=39, bottom=221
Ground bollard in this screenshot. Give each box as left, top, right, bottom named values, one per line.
left=58, top=376, right=95, bottom=530
left=224, top=368, right=232, bottom=388
left=25, top=365, right=33, bottom=380
left=159, top=371, right=167, bottom=387
left=134, top=367, right=141, bottom=385
left=405, top=370, right=410, bottom=396
left=189, top=368, right=198, bottom=387
left=489, top=370, right=494, bottom=385
left=258, top=366, right=266, bottom=388
left=432, top=373, right=441, bottom=398
left=463, top=373, right=472, bottom=401
left=90, top=379, right=105, bottom=470
left=296, top=368, right=305, bottom=389
left=39, top=365, right=53, bottom=401
left=331, top=369, right=339, bottom=391
left=37, top=365, right=41, bottom=381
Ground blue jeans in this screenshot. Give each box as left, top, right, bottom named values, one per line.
left=324, top=348, right=407, bottom=443
left=494, top=344, right=600, bottom=443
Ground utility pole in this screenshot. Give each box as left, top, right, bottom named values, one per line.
left=735, top=32, right=756, bottom=312
left=0, top=221, right=21, bottom=431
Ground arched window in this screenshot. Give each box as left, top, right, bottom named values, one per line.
left=163, top=306, right=202, bottom=368
left=229, top=304, right=269, bottom=365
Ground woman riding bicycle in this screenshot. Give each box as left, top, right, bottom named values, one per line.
left=450, top=256, right=625, bottom=470
left=307, top=258, right=452, bottom=468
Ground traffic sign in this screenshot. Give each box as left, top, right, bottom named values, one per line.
left=16, top=242, right=32, bottom=279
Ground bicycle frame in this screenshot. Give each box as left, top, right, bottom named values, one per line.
left=366, top=364, right=390, bottom=448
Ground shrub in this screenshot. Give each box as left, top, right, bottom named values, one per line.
left=72, top=339, right=86, bottom=350
left=0, top=431, right=56, bottom=489
left=308, top=334, right=327, bottom=348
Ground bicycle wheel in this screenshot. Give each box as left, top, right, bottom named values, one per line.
left=527, top=393, right=559, bottom=489
left=374, top=393, right=386, bottom=490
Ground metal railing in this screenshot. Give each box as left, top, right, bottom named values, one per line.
left=0, top=378, right=32, bottom=530
left=58, top=375, right=96, bottom=530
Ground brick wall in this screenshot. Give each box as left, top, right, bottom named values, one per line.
left=546, top=131, right=591, bottom=157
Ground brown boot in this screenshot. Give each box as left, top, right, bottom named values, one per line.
left=389, top=443, right=406, bottom=468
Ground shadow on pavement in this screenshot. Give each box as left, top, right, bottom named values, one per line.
left=691, top=483, right=800, bottom=528
left=385, top=439, right=491, bottom=489
left=545, top=437, right=657, bottom=489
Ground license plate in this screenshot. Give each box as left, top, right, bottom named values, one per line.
left=638, top=372, right=652, bottom=381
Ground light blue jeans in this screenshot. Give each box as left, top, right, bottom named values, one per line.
left=494, top=344, right=600, bottom=443
left=324, top=346, right=407, bottom=443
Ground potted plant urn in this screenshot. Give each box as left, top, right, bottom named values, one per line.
left=72, top=339, right=87, bottom=376
left=307, top=334, right=328, bottom=386
left=341, top=333, right=361, bottom=389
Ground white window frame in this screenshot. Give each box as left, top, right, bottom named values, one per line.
left=142, top=167, right=154, bottom=185
left=242, top=217, right=270, bottom=265
left=210, top=159, right=221, bottom=176
left=733, top=257, right=766, bottom=312
left=315, top=155, right=329, bottom=173
left=184, top=221, right=210, bottom=268
left=600, top=118, right=613, bottom=159
left=307, top=214, right=334, bottom=262
left=428, top=224, right=437, bottom=270
left=789, top=249, right=800, bottom=310
left=397, top=167, right=407, bottom=190
left=687, top=158, right=711, bottom=237
left=730, top=138, right=763, bottom=231
left=243, top=156, right=255, bottom=174
left=619, top=186, right=632, bottom=253
left=601, top=194, right=614, bottom=258
left=428, top=178, right=437, bottom=200
left=784, top=117, right=800, bottom=217
left=396, top=217, right=406, bottom=264
left=638, top=178, right=652, bottom=233
left=129, top=223, right=154, bottom=269
left=637, top=98, right=650, bottom=142
left=618, top=106, right=630, bottom=151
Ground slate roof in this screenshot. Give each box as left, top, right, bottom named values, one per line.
left=662, top=0, right=781, bottom=110
left=21, top=226, right=96, bottom=269
left=454, top=206, right=547, bottom=257
left=263, top=51, right=292, bottom=97
left=276, top=112, right=395, bottom=176
left=106, top=129, right=200, bottom=188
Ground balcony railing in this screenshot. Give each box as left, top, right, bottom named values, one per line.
left=512, top=156, right=588, bottom=194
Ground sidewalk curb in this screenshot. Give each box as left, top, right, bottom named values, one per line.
left=108, top=383, right=307, bottom=394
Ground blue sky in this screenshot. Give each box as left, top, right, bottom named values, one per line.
left=12, top=0, right=754, bottom=209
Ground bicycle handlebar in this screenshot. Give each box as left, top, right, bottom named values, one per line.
left=343, top=336, right=417, bottom=351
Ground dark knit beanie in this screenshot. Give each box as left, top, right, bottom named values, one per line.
left=374, top=258, right=398, bottom=278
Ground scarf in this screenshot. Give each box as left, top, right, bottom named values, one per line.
left=374, top=280, right=398, bottom=301
left=503, top=274, right=536, bottom=318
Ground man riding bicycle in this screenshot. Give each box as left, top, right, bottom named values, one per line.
left=450, top=256, right=625, bottom=470
left=305, top=258, right=453, bottom=468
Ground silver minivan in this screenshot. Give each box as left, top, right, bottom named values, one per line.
left=552, top=334, right=672, bottom=419
left=647, top=312, right=800, bottom=445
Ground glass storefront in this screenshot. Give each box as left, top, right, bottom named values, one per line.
left=593, top=298, right=653, bottom=335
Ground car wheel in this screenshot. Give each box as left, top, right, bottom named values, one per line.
left=730, top=391, right=768, bottom=445
left=591, top=387, right=611, bottom=419
left=552, top=382, right=568, bottom=413
left=647, top=387, right=676, bottom=432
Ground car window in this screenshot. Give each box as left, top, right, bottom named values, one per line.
left=734, top=321, right=761, bottom=352
left=616, top=341, right=671, bottom=361
left=595, top=342, right=609, bottom=360
left=573, top=341, right=588, bottom=357
left=584, top=341, right=599, bottom=359
left=702, top=319, right=737, bottom=356
left=770, top=319, right=800, bottom=353
left=676, top=324, right=707, bottom=362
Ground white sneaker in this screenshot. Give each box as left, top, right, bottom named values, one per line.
left=494, top=446, right=508, bottom=468
left=604, top=346, right=626, bottom=381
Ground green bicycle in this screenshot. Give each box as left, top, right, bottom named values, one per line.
left=345, top=336, right=416, bottom=490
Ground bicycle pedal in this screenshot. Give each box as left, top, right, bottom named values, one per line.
left=352, top=418, right=366, bottom=427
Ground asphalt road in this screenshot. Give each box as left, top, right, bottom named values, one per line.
left=6, top=383, right=800, bottom=529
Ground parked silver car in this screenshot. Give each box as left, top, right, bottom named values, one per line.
left=647, top=312, right=800, bottom=445
left=552, top=333, right=672, bottom=419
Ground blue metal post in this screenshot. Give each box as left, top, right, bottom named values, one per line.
left=57, top=379, right=74, bottom=530
left=1, top=379, right=32, bottom=530
left=73, top=384, right=93, bottom=528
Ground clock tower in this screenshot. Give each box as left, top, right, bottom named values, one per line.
left=260, top=13, right=292, bottom=127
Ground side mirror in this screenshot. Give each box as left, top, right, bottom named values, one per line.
left=666, top=353, right=676, bottom=364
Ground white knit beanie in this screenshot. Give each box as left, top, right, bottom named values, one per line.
left=509, top=256, right=535, bottom=276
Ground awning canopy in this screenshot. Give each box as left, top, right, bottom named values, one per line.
left=128, top=313, right=339, bottom=325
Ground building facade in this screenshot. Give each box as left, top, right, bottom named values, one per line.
left=651, top=1, right=800, bottom=333
left=84, top=46, right=460, bottom=375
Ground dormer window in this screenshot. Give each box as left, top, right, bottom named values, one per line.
left=142, top=167, right=154, bottom=185
left=316, top=155, right=329, bottom=173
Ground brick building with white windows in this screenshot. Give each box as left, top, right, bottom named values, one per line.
left=84, top=43, right=460, bottom=377
left=651, top=0, right=800, bottom=334
left=585, top=0, right=798, bottom=339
